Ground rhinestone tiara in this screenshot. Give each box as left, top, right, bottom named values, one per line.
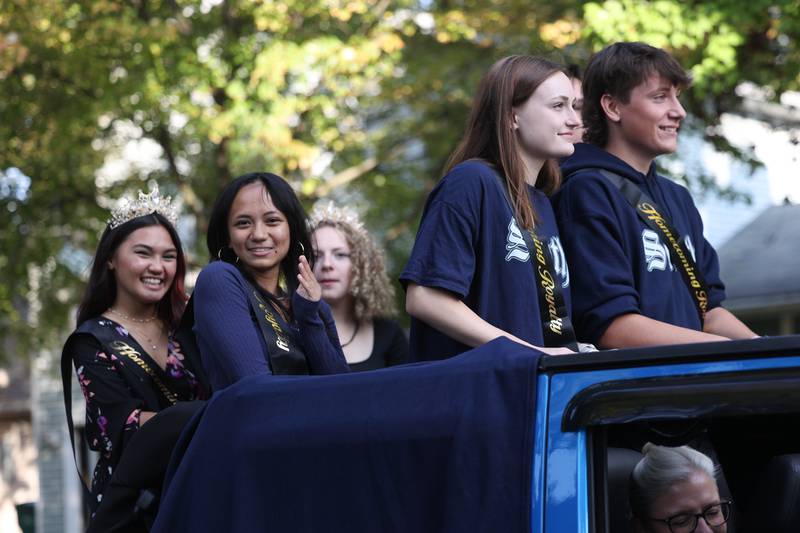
left=108, top=184, right=179, bottom=229
left=308, top=201, right=366, bottom=233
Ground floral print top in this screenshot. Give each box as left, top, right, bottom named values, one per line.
left=69, top=318, right=203, bottom=512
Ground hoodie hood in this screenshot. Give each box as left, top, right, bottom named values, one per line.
left=561, top=143, right=651, bottom=185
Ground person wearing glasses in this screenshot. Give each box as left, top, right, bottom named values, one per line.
left=630, top=443, right=732, bottom=533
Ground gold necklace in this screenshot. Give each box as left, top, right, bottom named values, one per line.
left=121, top=320, right=166, bottom=355
left=109, top=308, right=158, bottom=324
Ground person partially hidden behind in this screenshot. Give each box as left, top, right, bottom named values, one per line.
left=630, top=443, right=731, bottom=533
left=564, top=63, right=585, bottom=144
left=555, top=42, right=757, bottom=348
left=310, top=202, right=409, bottom=371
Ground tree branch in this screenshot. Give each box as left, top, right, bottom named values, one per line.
left=313, top=157, right=378, bottom=198
left=154, top=124, right=203, bottom=219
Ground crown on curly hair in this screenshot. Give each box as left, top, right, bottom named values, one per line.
left=308, top=201, right=366, bottom=234
left=309, top=201, right=396, bottom=320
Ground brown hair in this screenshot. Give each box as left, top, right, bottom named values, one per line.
left=446, top=55, right=566, bottom=229
left=582, top=42, right=691, bottom=147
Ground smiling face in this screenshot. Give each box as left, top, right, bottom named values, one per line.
left=512, top=71, right=580, bottom=177
left=227, top=181, right=291, bottom=282
left=109, top=224, right=177, bottom=309
left=312, top=225, right=353, bottom=304
left=603, top=73, right=686, bottom=173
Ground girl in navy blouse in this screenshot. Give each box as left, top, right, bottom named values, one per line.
left=194, top=172, right=349, bottom=390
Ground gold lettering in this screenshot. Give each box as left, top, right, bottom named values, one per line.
left=639, top=202, right=707, bottom=317
left=110, top=340, right=139, bottom=358
left=696, top=290, right=708, bottom=312
left=546, top=292, right=556, bottom=307
left=253, top=290, right=291, bottom=351
left=530, top=232, right=569, bottom=339
left=265, top=312, right=280, bottom=330
left=109, top=341, right=177, bottom=404
left=263, top=310, right=290, bottom=352
left=638, top=202, right=661, bottom=218
left=538, top=265, right=560, bottom=325
left=531, top=233, right=546, bottom=266
left=641, top=204, right=689, bottom=272
left=539, top=266, right=555, bottom=288
left=112, top=342, right=146, bottom=367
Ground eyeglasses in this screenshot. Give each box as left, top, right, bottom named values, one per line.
left=650, top=500, right=732, bottom=533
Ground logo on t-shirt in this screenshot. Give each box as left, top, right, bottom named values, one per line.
left=505, top=219, right=530, bottom=262
left=642, top=229, right=696, bottom=272
left=548, top=235, right=569, bottom=289
left=505, top=218, right=569, bottom=288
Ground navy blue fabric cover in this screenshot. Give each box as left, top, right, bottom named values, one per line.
left=401, top=160, right=571, bottom=361
left=152, top=337, right=541, bottom=533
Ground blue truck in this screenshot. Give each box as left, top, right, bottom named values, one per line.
left=535, top=335, right=800, bottom=533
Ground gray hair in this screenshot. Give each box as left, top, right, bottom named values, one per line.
left=629, top=443, right=717, bottom=519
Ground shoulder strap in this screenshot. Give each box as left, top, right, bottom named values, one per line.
left=494, top=175, right=579, bottom=350
left=61, top=319, right=178, bottom=490
left=89, top=324, right=178, bottom=406
left=61, top=333, right=94, bottom=510
left=593, top=168, right=709, bottom=323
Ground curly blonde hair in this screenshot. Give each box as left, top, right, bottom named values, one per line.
left=309, top=203, right=397, bottom=321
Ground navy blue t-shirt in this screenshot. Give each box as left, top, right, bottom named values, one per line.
left=555, top=143, right=726, bottom=344
left=400, top=160, right=571, bottom=361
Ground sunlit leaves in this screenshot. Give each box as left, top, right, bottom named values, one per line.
left=582, top=0, right=745, bottom=92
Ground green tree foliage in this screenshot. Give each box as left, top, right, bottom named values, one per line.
left=1, top=0, right=798, bottom=353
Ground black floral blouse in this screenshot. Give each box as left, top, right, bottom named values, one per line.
left=66, top=318, right=203, bottom=512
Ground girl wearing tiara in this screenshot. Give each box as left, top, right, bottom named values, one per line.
left=62, top=186, right=206, bottom=518
left=310, top=202, right=409, bottom=371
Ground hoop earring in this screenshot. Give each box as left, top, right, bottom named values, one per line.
left=298, top=241, right=305, bottom=256
left=218, top=247, right=240, bottom=264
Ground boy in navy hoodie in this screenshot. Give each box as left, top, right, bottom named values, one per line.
left=554, top=42, right=756, bottom=348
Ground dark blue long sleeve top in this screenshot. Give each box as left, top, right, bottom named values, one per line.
left=193, top=260, right=349, bottom=391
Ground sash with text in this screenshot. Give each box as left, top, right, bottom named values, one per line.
left=495, top=174, right=579, bottom=350
left=245, top=286, right=310, bottom=375
left=596, top=169, right=709, bottom=324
